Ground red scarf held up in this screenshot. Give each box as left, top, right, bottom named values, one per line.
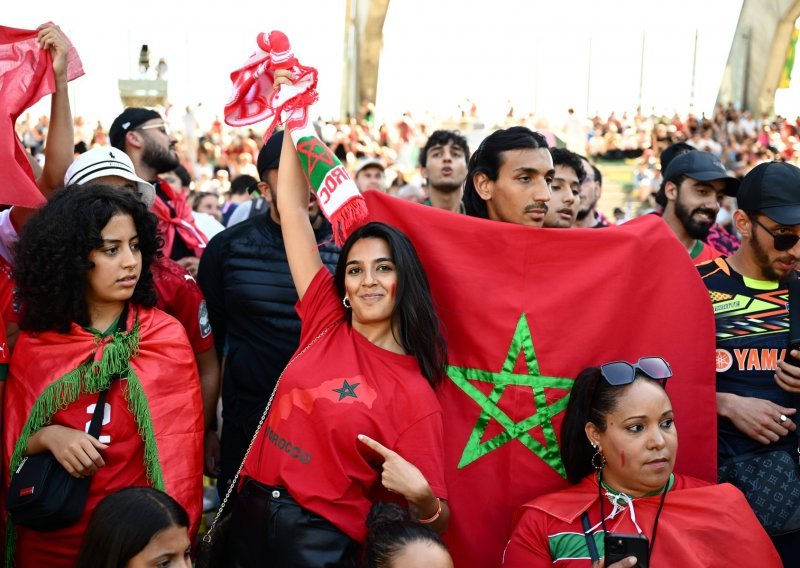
left=151, top=178, right=208, bottom=258
left=224, top=31, right=367, bottom=245
left=0, top=25, right=83, bottom=208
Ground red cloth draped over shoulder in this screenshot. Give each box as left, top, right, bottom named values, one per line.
left=151, top=178, right=208, bottom=258
left=504, top=474, right=781, bottom=567
left=363, top=191, right=717, bottom=568
left=0, top=25, right=83, bottom=208
left=2, top=307, right=203, bottom=567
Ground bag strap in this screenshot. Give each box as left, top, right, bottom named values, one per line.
left=87, top=305, right=130, bottom=440
left=202, top=320, right=341, bottom=543
left=581, top=511, right=600, bottom=563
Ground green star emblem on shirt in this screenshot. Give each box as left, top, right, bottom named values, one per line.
left=333, top=379, right=360, bottom=401
left=447, top=313, right=573, bottom=477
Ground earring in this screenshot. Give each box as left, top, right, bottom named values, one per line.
left=591, top=444, right=606, bottom=471
left=342, top=296, right=351, bottom=309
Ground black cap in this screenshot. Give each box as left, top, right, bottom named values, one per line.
left=662, top=151, right=740, bottom=196
left=257, top=130, right=284, bottom=176
left=109, top=108, right=162, bottom=151
left=737, top=161, right=800, bottom=225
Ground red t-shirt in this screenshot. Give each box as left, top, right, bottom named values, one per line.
left=15, top=382, right=148, bottom=567
left=0, top=254, right=18, bottom=324
left=242, top=268, right=447, bottom=542
left=152, top=256, right=214, bottom=354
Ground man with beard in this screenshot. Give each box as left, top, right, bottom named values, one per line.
left=542, top=148, right=584, bottom=229
left=574, top=157, right=609, bottom=228
left=420, top=130, right=470, bottom=214
left=463, top=126, right=553, bottom=226
left=109, top=108, right=208, bottom=276
left=197, top=130, right=340, bottom=501
left=661, top=151, right=739, bottom=264
left=699, top=161, right=800, bottom=564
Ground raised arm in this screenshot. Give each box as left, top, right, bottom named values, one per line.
left=11, top=23, right=74, bottom=233
left=274, top=72, right=322, bottom=299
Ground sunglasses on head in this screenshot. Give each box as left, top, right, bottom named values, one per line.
left=599, top=356, right=672, bottom=387
left=752, top=217, right=800, bottom=252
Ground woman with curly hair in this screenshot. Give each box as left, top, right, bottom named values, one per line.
left=3, top=185, right=204, bottom=568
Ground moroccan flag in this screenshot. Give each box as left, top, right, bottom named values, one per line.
left=364, top=192, right=717, bottom=568
left=0, top=25, right=83, bottom=208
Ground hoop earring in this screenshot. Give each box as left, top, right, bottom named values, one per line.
left=342, top=296, right=351, bottom=309
left=591, top=445, right=606, bottom=471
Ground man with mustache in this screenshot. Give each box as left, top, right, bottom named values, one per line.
left=542, top=148, right=584, bottom=229
left=463, top=126, right=553, bottom=226
left=699, top=161, right=800, bottom=564
left=109, top=108, right=209, bottom=276
left=660, top=151, right=739, bottom=264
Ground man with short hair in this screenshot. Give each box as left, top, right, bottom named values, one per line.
left=222, top=174, right=257, bottom=226
left=197, top=131, right=340, bottom=501
left=463, top=126, right=553, bottom=227
left=419, top=130, right=470, bottom=214
left=353, top=158, right=385, bottom=193
left=661, top=151, right=739, bottom=264
left=699, top=161, right=800, bottom=563
left=543, top=148, right=584, bottom=229
left=109, top=108, right=208, bottom=276
left=575, top=157, right=609, bottom=228
left=226, top=131, right=284, bottom=226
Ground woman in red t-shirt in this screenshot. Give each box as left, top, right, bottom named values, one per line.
left=225, top=96, right=450, bottom=566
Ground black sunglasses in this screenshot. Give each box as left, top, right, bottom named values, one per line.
left=599, top=356, right=672, bottom=387
left=753, top=217, right=800, bottom=252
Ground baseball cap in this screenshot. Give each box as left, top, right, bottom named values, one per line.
left=737, top=161, right=800, bottom=225
left=662, top=151, right=740, bottom=196
left=354, top=158, right=385, bottom=176
left=108, top=108, right=162, bottom=150
left=256, top=130, right=284, bottom=176
left=64, top=147, right=156, bottom=208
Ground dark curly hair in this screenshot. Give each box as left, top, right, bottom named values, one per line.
left=549, top=147, right=586, bottom=184
left=419, top=130, right=470, bottom=168
left=15, top=184, right=161, bottom=333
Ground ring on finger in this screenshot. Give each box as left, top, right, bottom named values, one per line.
left=780, top=414, right=788, bottom=423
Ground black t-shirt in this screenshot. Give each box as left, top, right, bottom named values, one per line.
left=699, top=258, right=800, bottom=461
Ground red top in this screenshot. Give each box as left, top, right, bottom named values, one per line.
left=690, top=240, right=723, bottom=265
left=0, top=254, right=17, bottom=324
left=152, top=256, right=214, bottom=353
left=503, top=473, right=780, bottom=567
left=242, top=268, right=447, bottom=542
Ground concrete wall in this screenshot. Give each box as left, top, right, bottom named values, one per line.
left=718, top=0, right=800, bottom=113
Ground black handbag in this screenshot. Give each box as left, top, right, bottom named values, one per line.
left=718, top=448, right=800, bottom=536
left=6, top=377, right=114, bottom=531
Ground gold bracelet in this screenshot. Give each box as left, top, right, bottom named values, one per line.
left=419, top=497, right=441, bottom=524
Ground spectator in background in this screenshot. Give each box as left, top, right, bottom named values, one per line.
left=226, top=131, right=284, bottom=226
left=353, top=158, right=386, bottom=193
left=543, top=148, right=584, bottom=229
left=419, top=130, right=470, bottom=214
left=222, top=174, right=258, bottom=226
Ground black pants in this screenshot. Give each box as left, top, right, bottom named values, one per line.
left=228, top=479, right=359, bottom=568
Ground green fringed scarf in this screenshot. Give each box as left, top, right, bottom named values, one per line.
left=5, top=318, right=166, bottom=565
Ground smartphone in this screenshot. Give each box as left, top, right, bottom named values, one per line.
left=604, top=533, right=649, bottom=567
left=786, top=275, right=800, bottom=367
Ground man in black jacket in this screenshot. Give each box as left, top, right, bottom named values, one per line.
left=197, top=130, right=340, bottom=500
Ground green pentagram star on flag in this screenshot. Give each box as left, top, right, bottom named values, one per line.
left=447, top=313, right=573, bottom=477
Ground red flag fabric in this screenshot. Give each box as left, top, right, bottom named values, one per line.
left=363, top=192, right=717, bottom=568
left=0, top=25, right=83, bottom=208
left=2, top=307, right=203, bottom=567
